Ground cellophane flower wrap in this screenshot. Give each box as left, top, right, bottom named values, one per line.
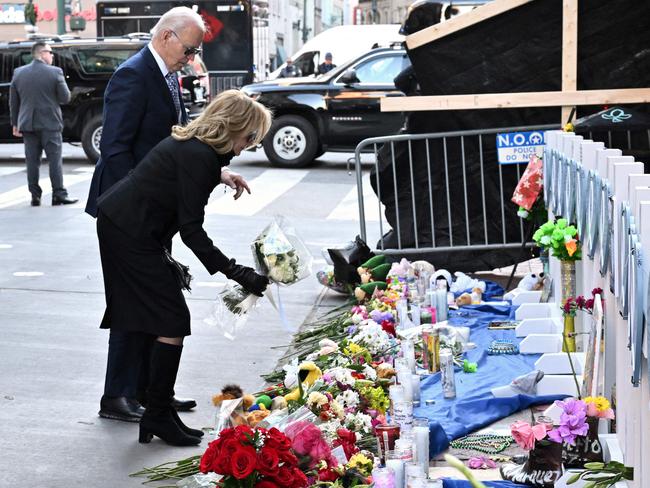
left=252, top=215, right=313, bottom=286
left=199, top=425, right=308, bottom=488
left=206, top=283, right=260, bottom=341
left=207, top=216, right=312, bottom=340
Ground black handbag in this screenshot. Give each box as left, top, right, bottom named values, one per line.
left=163, top=249, right=193, bottom=291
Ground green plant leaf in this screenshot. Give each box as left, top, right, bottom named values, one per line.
left=566, top=472, right=583, bottom=484
left=584, top=462, right=605, bottom=470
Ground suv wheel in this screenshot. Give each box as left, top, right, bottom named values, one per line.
left=263, top=115, right=318, bottom=168
left=81, top=114, right=103, bottom=163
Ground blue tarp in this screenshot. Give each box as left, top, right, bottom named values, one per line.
left=414, top=304, right=568, bottom=457
left=442, top=479, right=529, bottom=488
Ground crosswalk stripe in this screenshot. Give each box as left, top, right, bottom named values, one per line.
left=0, top=172, right=93, bottom=209
left=0, top=166, right=25, bottom=177
left=205, top=169, right=309, bottom=216
left=326, top=173, right=387, bottom=223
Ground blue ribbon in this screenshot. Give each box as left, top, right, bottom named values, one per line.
left=599, top=180, right=612, bottom=276
left=575, top=164, right=587, bottom=240
left=631, top=240, right=644, bottom=387
left=543, top=147, right=553, bottom=208
left=587, top=171, right=601, bottom=259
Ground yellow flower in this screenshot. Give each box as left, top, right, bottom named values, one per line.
left=585, top=396, right=610, bottom=412
left=344, top=342, right=364, bottom=356
left=346, top=453, right=373, bottom=475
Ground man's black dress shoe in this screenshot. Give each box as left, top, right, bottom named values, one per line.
left=52, top=196, right=79, bottom=206
left=171, top=396, right=197, bottom=412
left=99, top=396, right=145, bottom=422
left=31, top=196, right=41, bottom=206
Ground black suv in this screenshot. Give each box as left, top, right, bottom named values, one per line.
left=242, top=45, right=410, bottom=167
left=0, top=35, right=208, bottom=162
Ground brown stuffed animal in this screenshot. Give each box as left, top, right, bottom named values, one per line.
left=455, top=293, right=472, bottom=307
left=212, top=384, right=255, bottom=411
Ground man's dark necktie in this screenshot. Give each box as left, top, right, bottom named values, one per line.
left=165, top=72, right=181, bottom=121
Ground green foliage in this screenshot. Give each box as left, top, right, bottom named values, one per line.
left=24, top=2, right=36, bottom=25
left=533, top=218, right=582, bottom=261
left=567, top=461, right=634, bottom=487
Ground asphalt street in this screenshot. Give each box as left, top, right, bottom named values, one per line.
left=0, top=143, right=380, bottom=487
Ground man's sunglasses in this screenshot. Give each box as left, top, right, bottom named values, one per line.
left=170, top=30, right=202, bottom=57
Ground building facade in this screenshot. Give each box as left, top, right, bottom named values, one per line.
left=0, top=1, right=97, bottom=40
left=356, top=0, right=410, bottom=25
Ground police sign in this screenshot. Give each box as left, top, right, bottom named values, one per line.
left=496, top=130, right=546, bottom=164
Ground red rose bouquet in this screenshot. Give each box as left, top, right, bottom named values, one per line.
left=200, top=425, right=308, bottom=488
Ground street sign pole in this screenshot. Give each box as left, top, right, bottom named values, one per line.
left=57, top=0, right=65, bottom=34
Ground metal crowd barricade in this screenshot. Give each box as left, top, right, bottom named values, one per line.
left=353, top=125, right=557, bottom=258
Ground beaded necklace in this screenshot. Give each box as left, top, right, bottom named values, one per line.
left=449, top=433, right=514, bottom=454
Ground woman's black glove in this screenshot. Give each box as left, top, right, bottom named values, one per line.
left=223, top=259, right=269, bottom=297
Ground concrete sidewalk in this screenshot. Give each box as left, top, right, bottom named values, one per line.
left=0, top=274, right=331, bottom=487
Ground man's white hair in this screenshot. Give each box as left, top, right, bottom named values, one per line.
left=151, top=6, right=205, bottom=37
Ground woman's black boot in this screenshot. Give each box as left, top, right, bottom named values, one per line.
left=171, top=409, right=204, bottom=438
left=139, top=342, right=201, bottom=446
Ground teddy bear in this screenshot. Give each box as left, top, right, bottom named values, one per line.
left=517, top=272, right=545, bottom=291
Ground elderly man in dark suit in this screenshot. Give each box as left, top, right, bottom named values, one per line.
left=86, top=6, right=241, bottom=423
left=10, top=42, right=77, bottom=207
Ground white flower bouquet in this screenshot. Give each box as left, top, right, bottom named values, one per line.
left=252, top=215, right=312, bottom=286
left=206, top=216, right=312, bottom=340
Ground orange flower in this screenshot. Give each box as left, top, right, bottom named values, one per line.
left=565, top=239, right=577, bottom=256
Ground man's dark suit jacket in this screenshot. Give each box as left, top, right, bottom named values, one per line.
left=97, top=137, right=232, bottom=275
left=85, top=46, right=188, bottom=217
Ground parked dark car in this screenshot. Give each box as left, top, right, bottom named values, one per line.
left=241, top=45, right=410, bottom=167
left=0, top=35, right=209, bottom=163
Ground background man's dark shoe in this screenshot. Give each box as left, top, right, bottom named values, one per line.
left=31, top=196, right=41, bottom=206
left=52, top=196, right=79, bottom=206
left=171, top=396, right=197, bottom=411
left=99, top=396, right=144, bottom=422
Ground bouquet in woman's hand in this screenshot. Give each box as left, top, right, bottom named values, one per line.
left=207, top=216, right=312, bottom=339
left=253, top=215, right=312, bottom=286
left=200, top=425, right=308, bottom=488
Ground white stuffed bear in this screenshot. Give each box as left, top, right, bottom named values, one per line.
left=516, top=272, right=544, bottom=291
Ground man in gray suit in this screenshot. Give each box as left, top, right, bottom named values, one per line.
left=10, top=42, right=78, bottom=206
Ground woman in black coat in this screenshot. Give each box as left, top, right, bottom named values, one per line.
left=96, top=90, right=272, bottom=446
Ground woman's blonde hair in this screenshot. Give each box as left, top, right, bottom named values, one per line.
left=172, top=89, right=272, bottom=153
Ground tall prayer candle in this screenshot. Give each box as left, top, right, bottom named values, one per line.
left=372, top=467, right=396, bottom=488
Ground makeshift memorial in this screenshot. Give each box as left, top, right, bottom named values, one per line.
left=563, top=396, right=614, bottom=468
left=500, top=419, right=563, bottom=487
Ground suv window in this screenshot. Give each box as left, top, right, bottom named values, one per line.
left=353, top=54, right=408, bottom=85
left=75, top=48, right=137, bottom=74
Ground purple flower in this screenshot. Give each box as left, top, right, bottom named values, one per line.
left=369, top=309, right=393, bottom=322
left=548, top=399, right=589, bottom=445
left=347, top=325, right=358, bottom=335
left=556, top=398, right=587, bottom=417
